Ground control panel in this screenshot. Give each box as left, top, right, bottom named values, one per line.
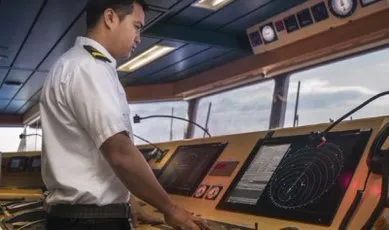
left=1, top=116, right=389, bottom=229
left=217, top=129, right=372, bottom=226
left=138, top=116, right=389, bottom=229
left=247, top=0, right=388, bottom=55
left=1, top=152, right=44, bottom=189
left=157, top=143, right=226, bottom=196
left=138, top=147, right=169, bottom=162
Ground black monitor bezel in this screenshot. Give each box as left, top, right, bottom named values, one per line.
left=6, top=156, right=29, bottom=173
left=28, top=156, right=41, bottom=172
left=216, top=129, right=372, bottom=226
left=157, top=142, right=227, bottom=196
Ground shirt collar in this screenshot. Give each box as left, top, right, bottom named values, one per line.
left=75, top=36, right=117, bottom=68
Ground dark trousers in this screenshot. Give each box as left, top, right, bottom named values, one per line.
left=45, top=215, right=131, bottom=230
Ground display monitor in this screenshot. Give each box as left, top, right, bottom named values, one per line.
left=32, top=158, right=40, bottom=168
left=27, top=156, right=41, bottom=172
left=217, top=129, right=372, bottom=226
left=7, top=157, right=28, bottom=172
left=158, top=142, right=227, bottom=196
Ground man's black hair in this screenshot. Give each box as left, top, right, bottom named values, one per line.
left=86, top=0, right=148, bottom=30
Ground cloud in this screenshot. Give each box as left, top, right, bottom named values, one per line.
left=288, top=78, right=377, bottom=95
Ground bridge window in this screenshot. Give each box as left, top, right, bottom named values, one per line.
left=285, top=48, right=389, bottom=127
left=0, top=127, right=25, bottom=152
left=129, top=101, right=188, bottom=145
left=24, top=123, right=42, bottom=152
left=194, top=80, right=275, bottom=137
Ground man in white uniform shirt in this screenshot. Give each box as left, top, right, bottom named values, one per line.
left=40, top=0, right=207, bottom=229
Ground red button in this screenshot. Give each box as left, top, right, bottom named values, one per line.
left=215, top=163, right=226, bottom=169
left=275, top=20, right=285, bottom=32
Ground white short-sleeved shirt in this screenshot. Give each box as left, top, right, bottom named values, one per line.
left=40, top=37, right=132, bottom=206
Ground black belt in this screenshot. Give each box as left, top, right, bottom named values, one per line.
left=45, top=203, right=130, bottom=219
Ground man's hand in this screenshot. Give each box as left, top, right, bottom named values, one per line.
left=131, top=211, right=164, bottom=228
left=164, top=204, right=210, bottom=230
left=130, top=197, right=164, bottom=227
left=131, top=208, right=164, bottom=227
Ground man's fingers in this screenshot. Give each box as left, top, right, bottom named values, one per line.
left=186, top=220, right=201, bottom=230
left=132, top=217, right=140, bottom=227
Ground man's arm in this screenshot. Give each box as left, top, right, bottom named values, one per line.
left=101, top=133, right=208, bottom=229
left=100, top=132, right=174, bottom=215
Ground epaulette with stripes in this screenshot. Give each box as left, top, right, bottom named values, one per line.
left=83, top=45, right=111, bottom=63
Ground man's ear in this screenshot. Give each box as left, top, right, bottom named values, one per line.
left=103, top=8, right=119, bottom=30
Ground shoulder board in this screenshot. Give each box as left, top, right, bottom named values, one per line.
left=83, top=45, right=111, bottom=63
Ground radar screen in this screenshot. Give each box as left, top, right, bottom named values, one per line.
left=217, top=129, right=372, bottom=226
left=7, top=157, right=29, bottom=173
left=28, top=156, right=41, bottom=172
left=158, top=143, right=227, bottom=196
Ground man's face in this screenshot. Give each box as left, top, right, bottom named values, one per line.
left=110, top=3, right=145, bottom=60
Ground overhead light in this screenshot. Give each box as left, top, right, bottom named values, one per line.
left=118, top=45, right=176, bottom=72
left=4, top=80, right=22, bottom=86
left=192, top=0, right=234, bottom=10
left=0, top=55, right=7, bottom=61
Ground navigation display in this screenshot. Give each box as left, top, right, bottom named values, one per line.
left=10, top=159, right=21, bottom=169
left=225, top=144, right=291, bottom=205
left=158, top=143, right=226, bottom=196
left=31, top=158, right=41, bottom=168
left=217, top=129, right=372, bottom=226
left=27, top=156, right=41, bottom=172
left=7, top=157, right=28, bottom=172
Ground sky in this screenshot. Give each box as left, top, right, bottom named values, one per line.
left=130, top=47, right=389, bottom=143
left=0, top=47, right=388, bottom=150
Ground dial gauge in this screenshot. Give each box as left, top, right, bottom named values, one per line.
left=328, top=0, right=358, bottom=18
left=260, top=23, right=278, bottom=44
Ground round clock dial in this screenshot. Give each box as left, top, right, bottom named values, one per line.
left=262, top=25, right=276, bottom=43
left=329, top=0, right=357, bottom=18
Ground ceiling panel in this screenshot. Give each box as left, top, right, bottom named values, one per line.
left=14, top=71, right=47, bottom=100
left=124, top=43, right=210, bottom=83
left=163, top=50, right=247, bottom=83
left=5, top=69, right=33, bottom=84
left=220, top=0, right=308, bottom=33
left=121, top=40, right=185, bottom=77
left=0, top=0, right=45, bottom=67
left=5, top=100, right=26, bottom=114
left=161, top=0, right=196, bottom=21
left=39, top=13, right=87, bottom=72
left=145, top=10, right=163, bottom=25
left=168, top=6, right=213, bottom=26
left=144, top=0, right=181, bottom=9
left=30, top=91, right=42, bottom=102
left=18, top=100, right=37, bottom=114
left=0, top=85, right=22, bottom=100
left=195, top=0, right=272, bottom=30
left=13, top=0, right=87, bottom=69
left=117, top=36, right=161, bottom=67
left=0, top=69, right=7, bottom=84
left=0, top=100, right=10, bottom=112
left=133, top=37, right=161, bottom=57
left=135, top=47, right=228, bottom=84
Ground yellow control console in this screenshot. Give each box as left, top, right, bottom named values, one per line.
left=2, top=116, right=389, bottom=230
left=136, top=116, right=389, bottom=230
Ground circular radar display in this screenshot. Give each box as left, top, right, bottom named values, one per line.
left=269, top=143, right=344, bottom=209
